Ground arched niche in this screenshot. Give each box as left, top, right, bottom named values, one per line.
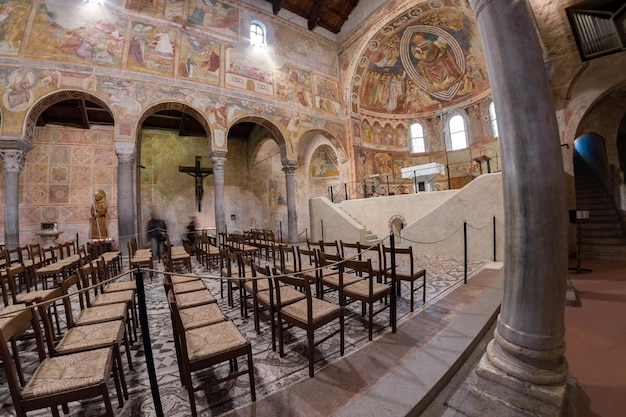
left=136, top=101, right=213, bottom=246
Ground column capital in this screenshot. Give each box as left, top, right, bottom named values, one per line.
left=282, top=161, right=298, bottom=175
left=0, top=149, right=26, bottom=174
left=114, top=141, right=136, bottom=165
left=210, top=150, right=227, bottom=170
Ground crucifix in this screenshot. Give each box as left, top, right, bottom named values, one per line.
left=179, top=156, right=213, bottom=212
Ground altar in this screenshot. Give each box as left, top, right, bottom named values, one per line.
left=400, top=162, right=446, bottom=192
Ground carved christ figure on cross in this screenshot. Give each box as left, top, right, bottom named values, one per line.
left=179, top=156, right=213, bottom=212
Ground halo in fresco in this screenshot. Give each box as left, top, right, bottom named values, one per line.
left=400, top=25, right=465, bottom=102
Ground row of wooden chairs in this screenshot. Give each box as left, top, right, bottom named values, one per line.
left=0, top=254, right=138, bottom=416
left=163, top=271, right=256, bottom=417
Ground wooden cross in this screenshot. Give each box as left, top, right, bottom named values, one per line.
left=179, top=156, right=213, bottom=212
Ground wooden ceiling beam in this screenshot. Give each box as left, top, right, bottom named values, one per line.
left=308, top=0, right=332, bottom=30
left=78, top=99, right=91, bottom=129
left=272, top=0, right=286, bottom=15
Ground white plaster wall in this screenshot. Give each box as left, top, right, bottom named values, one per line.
left=309, top=173, right=504, bottom=261
left=339, top=189, right=458, bottom=241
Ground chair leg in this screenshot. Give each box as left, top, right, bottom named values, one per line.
left=410, top=281, right=414, bottom=312
left=307, top=329, right=315, bottom=377
left=340, top=313, right=345, bottom=356
left=247, top=344, right=256, bottom=401
left=368, top=302, right=374, bottom=341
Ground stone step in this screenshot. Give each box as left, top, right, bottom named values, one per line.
left=580, top=243, right=626, bottom=261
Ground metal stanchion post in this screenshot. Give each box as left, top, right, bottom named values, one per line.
left=390, top=232, right=397, bottom=333
left=464, top=222, right=468, bottom=284
left=134, top=267, right=164, bottom=417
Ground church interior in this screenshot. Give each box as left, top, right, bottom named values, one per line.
left=1, top=0, right=625, bottom=416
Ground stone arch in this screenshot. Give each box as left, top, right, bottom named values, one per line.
left=137, top=101, right=212, bottom=143
left=24, top=89, right=114, bottom=146
left=297, top=128, right=349, bottom=182
left=135, top=101, right=214, bottom=246
left=389, top=214, right=406, bottom=244
left=228, top=115, right=287, bottom=162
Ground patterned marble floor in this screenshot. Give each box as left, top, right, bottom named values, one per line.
left=0, top=253, right=487, bottom=417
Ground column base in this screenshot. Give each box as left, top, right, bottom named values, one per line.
left=447, top=355, right=577, bottom=417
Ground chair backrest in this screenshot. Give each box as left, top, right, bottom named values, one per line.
left=60, top=273, right=82, bottom=324
left=339, top=241, right=361, bottom=260
left=43, top=245, right=57, bottom=265
left=29, top=243, right=43, bottom=262
left=18, top=246, right=30, bottom=263
left=0, top=306, right=47, bottom=412
left=360, top=242, right=382, bottom=269
left=4, top=247, right=23, bottom=266
left=317, top=250, right=343, bottom=269
left=382, top=245, right=414, bottom=275
left=277, top=244, right=298, bottom=272
left=297, top=246, right=317, bottom=269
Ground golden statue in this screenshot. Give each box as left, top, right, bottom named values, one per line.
left=91, top=189, right=108, bottom=239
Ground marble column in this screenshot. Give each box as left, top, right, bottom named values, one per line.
left=115, top=141, right=136, bottom=257
left=0, top=149, right=26, bottom=249
left=283, top=161, right=298, bottom=244
left=461, top=0, right=570, bottom=415
left=210, top=150, right=227, bottom=236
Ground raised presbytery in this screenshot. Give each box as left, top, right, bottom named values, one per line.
left=0, top=1, right=625, bottom=416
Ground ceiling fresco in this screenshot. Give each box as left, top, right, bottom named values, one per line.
left=352, top=1, right=489, bottom=117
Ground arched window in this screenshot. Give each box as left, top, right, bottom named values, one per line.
left=488, top=101, right=498, bottom=137
left=250, top=21, right=266, bottom=47
left=409, top=121, right=426, bottom=153
left=448, top=114, right=468, bottom=150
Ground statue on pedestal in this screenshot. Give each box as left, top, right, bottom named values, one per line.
left=91, top=189, right=108, bottom=239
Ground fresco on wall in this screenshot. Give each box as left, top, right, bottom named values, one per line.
left=275, top=64, right=313, bottom=108
left=310, top=145, right=339, bottom=178
left=187, top=0, right=239, bottom=39
left=225, top=47, right=274, bottom=97
left=127, top=22, right=177, bottom=76
left=26, top=3, right=126, bottom=67
left=2, top=68, right=36, bottom=112
left=314, top=75, right=340, bottom=116
left=0, top=1, right=31, bottom=56
left=354, top=4, right=487, bottom=116
left=178, top=32, right=221, bottom=85
left=269, top=179, right=286, bottom=206
left=126, top=0, right=185, bottom=23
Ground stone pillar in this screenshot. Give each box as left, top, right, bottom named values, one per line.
left=0, top=149, right=26, bottom=249
left=461, top=0, right=570, bottom=415
left=115, top=141, right=136, bottom=257
left=283, top=161, right=298, bottom=244
left=210, top=150, right=227, bottom=236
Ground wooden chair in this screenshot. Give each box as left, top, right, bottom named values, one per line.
left=276, top=244, right=298, bottom=275
left=342, top=258, right=392, bottom=341
left=296, top=246, right=322, bottom=298
left=219, top=248, right=242, bottom=312
left=317, top=251, right=361, bottom=302
left=273, top=264, right=344, bottom=377
left=127, top=241, right=153, bottom=280
left=382, top=245, right=426, bottom=312
left=0, top=306, right=122, bottom=416
left=35, top=293, right=131, bottom=405
left=167, top=290, right=256, bottom=417
left=250, top=263, right=305, bottom=352
left=360, top=242, right=385, bottom=283
left=307, top=240, right=340, bottom=255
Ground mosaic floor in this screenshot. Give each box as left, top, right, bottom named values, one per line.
left=0, top=253, right=487, bottom=417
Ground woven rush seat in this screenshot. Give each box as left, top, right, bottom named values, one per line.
left=179, top=303, right=226, bottom=330
left=256, top=285, right=305, bottom=307
left=173, top=280, right=207, bottom=294
left=15, top=288, right=60, bottom=304
left=75, top=303, right=127, bottom=325
left=91, top=290, right=135, bottom=307
left=171, top=274, right=201, bottom=284
left=105, top=280, right=137, bottom=292
left=321, top=271, right=360, bottom=288
left=243, top=277, right=270, bottom=294
left=280, top=297, right=342, bottom=324
left=55, top=321, right=125, bottom=353
left=175, top=290, right=215, bottom=309
left=21, top=347, right=113, bottom=399
left=343, top=280, right=391, bottom=298
left=0, top=303, right=27, bottom=327
left=186, top=321, right=248, bottom=361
